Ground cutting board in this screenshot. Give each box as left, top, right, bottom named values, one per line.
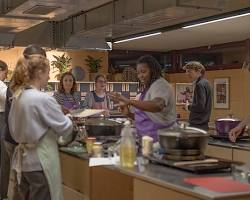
left=184, top=177, right=250, bottom=193
left=71, top=109, right=104, bottom=118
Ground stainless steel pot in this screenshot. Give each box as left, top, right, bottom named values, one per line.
left=158, top=126, right=209, bottom=155
left=84, top=118, right=123, bottom=137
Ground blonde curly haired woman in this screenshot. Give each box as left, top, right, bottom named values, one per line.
left=9, top=54, right=73, bottom=200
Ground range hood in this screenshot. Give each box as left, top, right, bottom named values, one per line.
left=0, top=0, right=250, bottom=49
left=65, top=35, right=112, bottom=50
left=0, top=32, right=15, bottom=46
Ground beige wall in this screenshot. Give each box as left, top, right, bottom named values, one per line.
left=0, top=47, right=109, bottom=81
left=166, top=69, right=250, bottom=122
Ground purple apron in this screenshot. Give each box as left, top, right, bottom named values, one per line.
left=135, top=91, right=175, bottom=142
left=63, top=95, right=79, bottom=110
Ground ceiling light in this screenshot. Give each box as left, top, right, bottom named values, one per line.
left=182, top=12, right=250, bottom=29
left=114, top=32, right=162, bottom=44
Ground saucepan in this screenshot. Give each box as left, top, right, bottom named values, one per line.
left=215, top=118, right=244, bottom=137
left=84, top=118, right=123, bottom=137
left=158, top=125, right=209, bottom=155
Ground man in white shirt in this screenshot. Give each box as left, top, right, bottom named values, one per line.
left=0, top=60, right=8, bottom=113
left=0, top=60, right=8, bottom=200
left=0, top=59, right=8, bottom=139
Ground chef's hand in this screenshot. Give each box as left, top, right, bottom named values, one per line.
left=184, top=101, right=190, bottom=111
left=103, top=110, right=110, bottom=117
left=109, top=92, right=130, bottom=105
left=62, top=106, right=70, bottom=115
left=229, top=125, right=244, bottom=142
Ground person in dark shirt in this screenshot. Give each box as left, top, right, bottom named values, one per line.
left=183, top=61, right=212, bottom=131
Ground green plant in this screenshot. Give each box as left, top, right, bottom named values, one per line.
left=51, top=53, right=72, bottom=75
left=46, top=83, right=53, bottom=92
left=85, top=55, right=102, bottom=73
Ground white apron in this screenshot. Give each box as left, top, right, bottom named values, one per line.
left=36, top=129, right=63, bottom=200
left=13, top=129, right=63, bottom=200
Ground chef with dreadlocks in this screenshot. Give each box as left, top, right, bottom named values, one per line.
left=110, top=55, right=176, bottom=142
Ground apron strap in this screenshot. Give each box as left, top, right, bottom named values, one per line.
left=12, top=143, right=36, bottom=184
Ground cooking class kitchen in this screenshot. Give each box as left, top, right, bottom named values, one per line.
left=1, top=1, right=250, bottom=200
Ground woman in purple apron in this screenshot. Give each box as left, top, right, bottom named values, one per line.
left=54, top=72, right=81, bottom=114
left=111, top=55, right=176, bottom=142
left=83, top=74, right=110, bottom=111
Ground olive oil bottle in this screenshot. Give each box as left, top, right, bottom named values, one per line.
left=120, top=121, right=136, bottom=168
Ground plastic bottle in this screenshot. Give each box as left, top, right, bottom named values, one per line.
left=120, top=120, right=136, bottom=168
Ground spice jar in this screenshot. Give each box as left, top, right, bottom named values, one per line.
left=92, top=142, right=103, bottom=157
left=85, top=137, right=96, bottom=155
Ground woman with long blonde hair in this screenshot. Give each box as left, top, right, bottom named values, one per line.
left=9, top=54, right=73, bottom=200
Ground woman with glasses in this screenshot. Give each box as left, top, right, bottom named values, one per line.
left=83, top=74, right=111, bottom=110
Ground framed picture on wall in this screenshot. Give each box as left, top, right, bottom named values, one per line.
left=176, top=83, right=193, bottom=105
left=213, top=77, right=230, bottom=109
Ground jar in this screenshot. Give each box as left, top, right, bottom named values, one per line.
left=92, top=142, right=103, bottom=157
left=142, top=136, right=153, bottom=156
left=85, top=137, right=96, bottom=155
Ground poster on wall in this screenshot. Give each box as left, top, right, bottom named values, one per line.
left=213, top=77, right=230, bottom=109
left=176, top=83, right=193, bottom=105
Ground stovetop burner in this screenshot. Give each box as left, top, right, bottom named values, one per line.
left=164, top=154, right=204, bottom=161
left=145, top=154, right=239, bottom=174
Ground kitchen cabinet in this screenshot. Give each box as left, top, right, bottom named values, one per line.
left=90, top=166, right=133, bottom=200
left=233, top=149, right=250, bottom=168
left=134, top=179, right=201, bottom=200
left=60, top=152, right=90, bottom=199
left=205, top=145, right=233, bottom=160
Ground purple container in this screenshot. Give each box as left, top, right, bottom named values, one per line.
left=215, top=118, right=243, bottom=137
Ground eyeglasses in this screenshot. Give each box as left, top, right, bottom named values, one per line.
left=96, top=80, right=106, bottom=84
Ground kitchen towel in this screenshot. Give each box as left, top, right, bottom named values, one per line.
left=184, top=177, right=250, bottom=193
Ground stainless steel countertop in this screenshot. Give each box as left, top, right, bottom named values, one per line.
left=60, top=148, right=250, bottom=200
left=208, top=137, right=250, bottom=151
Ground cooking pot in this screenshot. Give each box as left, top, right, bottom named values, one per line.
left=158, top=126, right=209, bottom=155
left=84, top=118, right=123, bottom=137
left=215, top=118, right=244, bottom=137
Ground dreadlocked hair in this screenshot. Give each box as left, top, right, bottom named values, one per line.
left=10, top=55, right=49, bottom=93
left=136, top=55, right=162, bottom=88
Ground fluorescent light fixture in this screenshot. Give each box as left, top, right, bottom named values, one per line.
left=182, top=12, right=250, bottom=29
left=114, top=32, right=162, bottom=44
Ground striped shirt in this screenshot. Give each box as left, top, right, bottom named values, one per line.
left=53, top=92, right=81, bottom=109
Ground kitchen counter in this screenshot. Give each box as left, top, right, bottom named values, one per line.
left=60, top=148, right=250, bottom=200
left=208, top=137, right=250, bottom=151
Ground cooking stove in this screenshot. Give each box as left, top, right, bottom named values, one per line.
left=145, top=153, right=240, bottom=174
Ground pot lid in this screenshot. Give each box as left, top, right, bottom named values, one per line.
left=216, top=118, right=241, bottom=122
left=158, top=126, right=207, bottom=137
left=85, top=118, right=122, bottom=126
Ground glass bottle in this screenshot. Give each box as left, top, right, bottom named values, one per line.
left=120, top=121, right=136, bottom=168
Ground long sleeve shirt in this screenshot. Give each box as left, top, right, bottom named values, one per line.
left=188, top=76, right=212, bottom=129
left=9, top=88, right=73, bottom=171
left=0, top=80, right=7, bottom=112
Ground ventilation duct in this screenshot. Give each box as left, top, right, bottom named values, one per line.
left=23, top=5, right=60, bottom=15
left=65, top=35, right=111, bottom=50
left=0, top=32, right=15, bottom=46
